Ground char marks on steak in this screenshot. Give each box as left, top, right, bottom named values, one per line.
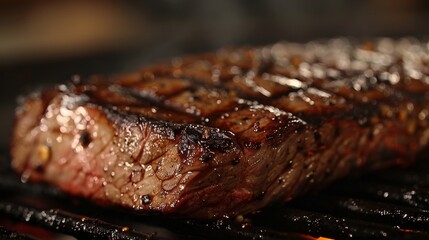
left=10, top=38, right=429, bottom=218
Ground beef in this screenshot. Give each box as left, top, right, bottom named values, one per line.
left=10, top=38, right=429, bottom=219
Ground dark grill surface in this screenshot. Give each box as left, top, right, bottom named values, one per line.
left=1, top=149, right=429, bottom=240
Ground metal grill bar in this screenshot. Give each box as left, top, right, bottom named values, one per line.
left=0, top=202, right=160, bottom=240
left=291, top=195, right=429, bottom=231
left=0, top=175, right=66, bottom=199
left=0, top=176, right=310, bottom=240
left=254, top=207, right=429, bottom=240
left=170, top=218, right=309, bottom=240
left=327, top=181, right=429, bottom=210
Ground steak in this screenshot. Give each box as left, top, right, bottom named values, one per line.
left=10, top=38, right=429, bottom=219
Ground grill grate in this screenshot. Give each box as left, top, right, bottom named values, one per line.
left=0, top=225, right=34, bottom=240
left=291, top=195, right=429, bottom=232
left=0, top=202, right=159, bottom=240
left=1, top=150, right=429, bottom=240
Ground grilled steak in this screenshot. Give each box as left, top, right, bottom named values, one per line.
left=10, top=38, right=429, bottom=219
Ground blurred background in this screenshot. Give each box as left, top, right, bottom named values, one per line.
left=1, top=0, right=429, bottom=146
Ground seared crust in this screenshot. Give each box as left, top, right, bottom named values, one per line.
left=11, top=38, right=429, bottom=218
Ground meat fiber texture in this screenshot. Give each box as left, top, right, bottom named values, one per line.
left=11, top=38, right=429, bottom=219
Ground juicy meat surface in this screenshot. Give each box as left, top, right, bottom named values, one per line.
left=10, top=38, right=429, bottom=219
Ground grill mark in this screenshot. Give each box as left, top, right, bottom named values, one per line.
left=265, top=42, right=428, bottom=109
left=92, top=80, right=215, bottom=123
left=223, top=75, right=299, bottom=105
left=313, top=70, right=394, bottom=102
left=149, top=54, right=301, bottom=106
left=261, top=58, right=419, bottom=125
left=148, top=58, right=358, bottom=128
left=211, top=104, right=305, bottom=150
left=81, top=87, right=193, bottom=123
left=146, top=53, right=401, bottom=130
left=79, top=90, right=194, bottom=125
left=113, top=85, right=200, bottom=122
left=202, top=102, right=248, bottom=124
left=176, top=75, right=243, bottom=100
left=123, top=77, right=194, bottom=99
left=270, top=91, right=381, bottom=126
left=98, top=105, right=185, bottom=143
left=273, top=44, right=427, bottom=104
left=114, top=72, right=245, bottom=121
left=84, top=89, right=152, bottom=108
left=297, top=67, right=426, bottom=124
left=85, top=41, right=429, bottom=138
left=294, top=81, right=415, bottom=127
left=148, top=67, right=309, bottom=128
left=262, top=56, right=381, bottom=110
left=148, top=52, right=381, bottom=126
left=134, top=69, right=264, bottom=122
left=324, top=59, right=429, bottom=108
left=151, top=40, right=429, bottom=125
left=243, top=78, right=370, bottom=126
left=164, top=87, right=239, bottom=118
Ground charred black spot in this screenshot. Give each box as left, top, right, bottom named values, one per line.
left=306, top=178, right=315, bottom=185
left=178, top=127, right=201, bottom=161
left=204, top=131, right=235, bottom=152
left=285, top=160, right=293, bottom=169
left=178, top=126, right=235, bottom=163
left=266, top=133, right=275, bottom=141
left=303, top=162, right=310, bottom=169
left=296, top=140, right=304, bottom=151
left=192, top=95, right=201, bottom=101
left=34, top=164, right=45, bottom=173
left=325, top=168, right=332, bottom=177
left=141, top=194, right=152, bottom=205
left=255, top=191, right=265, bottom=200
left=79, top=131, right=92, bottom=148
left=333, top=124, right=340, bottom=137
left=313, top=131, right=321, bottom=141
left=327, top=99, right=336, bottom=106
left=170, top=125, right=184, bottom=137
left=367, top=134, right=376, bottom=144
left=200, top=151, right=215, bottom=163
